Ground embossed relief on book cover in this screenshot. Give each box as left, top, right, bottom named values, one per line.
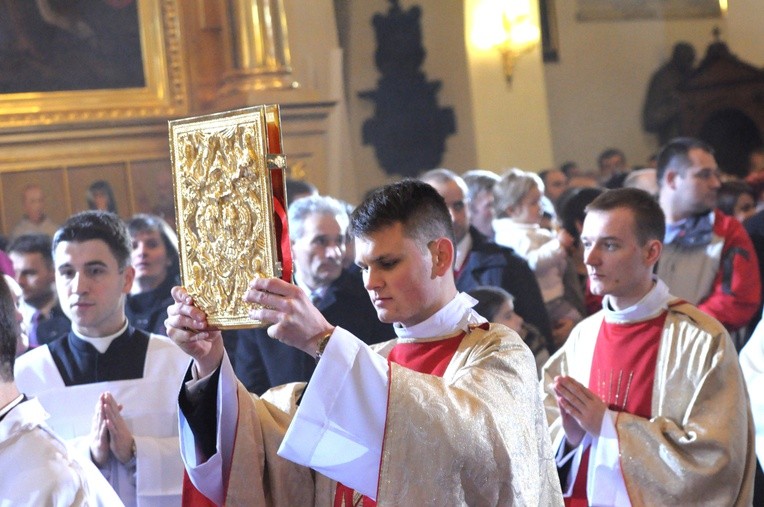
left=169, top=104, right=292, bottom=329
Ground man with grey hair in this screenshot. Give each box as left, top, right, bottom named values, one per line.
left=232, top=194, right=393, bottom=394
left=462, top=169, right=500, bottom=239
left=420, top=168, right=554, bottom=350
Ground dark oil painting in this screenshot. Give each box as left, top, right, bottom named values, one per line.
left=0, top=0, right=144, bottom=93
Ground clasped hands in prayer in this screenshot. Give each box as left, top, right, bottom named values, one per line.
left=552, top=376, right=607, bottom=448
left=90, top=392, right=134, bottom=467
left=165, top=277, right=335, bottom=378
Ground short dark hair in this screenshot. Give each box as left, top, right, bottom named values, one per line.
left=53, top=211, right=132, bottom=269
left=468, top=286, right=513, bottom=322
left=350, top=179, right=455, bottom=249
left=8, top=234, right=54, bottom=266
left=656, top=137, right=715, bottom=183
left=285, top=178, right=318, bottom=207
left=559, top=161, right=579, bottom=177
left=127, top=214, right=180, bottom=277
left=555, top=187, right=605, bottom=241
left=585, top=188, right=666, bottom=245
left=597, top=148, right=625, bottom=169
left=0, top=276, right=19, bottom=382
left=717, top=180, right=756, bottom=218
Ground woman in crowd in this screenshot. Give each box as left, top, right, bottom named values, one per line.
left=125, top=214, right=179, bottom=335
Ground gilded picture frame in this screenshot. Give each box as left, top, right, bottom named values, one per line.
left=0, top=0, right=187, bottom=128
left=576, top=0, right=721, bottom=22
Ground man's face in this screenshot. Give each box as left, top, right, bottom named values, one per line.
left=9, top=251, right=56, bottom=308
left=544, top=170, right=568, bottom=203
left=581, top=208, right=658, bottom=310
left=669, top=148, right=721, bottom=218
left=469, top=188, right=495, bottom=238
left=22, top=187, right=45, bottom=222
left=54, top=239, right=134, bottom=337
left=292, top=213, right=345, bottom=291
left=356, top=222, right=445, bottom=327
left=600, top=154, right=626, bottom=180
left=425, top=179, right=469, bottom=243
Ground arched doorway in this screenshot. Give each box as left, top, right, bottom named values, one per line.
left=699, top=108, right=763, bottom=178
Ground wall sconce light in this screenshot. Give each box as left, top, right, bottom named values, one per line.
left=470, top=1, right=541, bottom=83
left=719, top=0, right=728, bottom=17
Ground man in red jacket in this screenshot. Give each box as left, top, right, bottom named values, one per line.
left=657, top=137, right=761, bottom=337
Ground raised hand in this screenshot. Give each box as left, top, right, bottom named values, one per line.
left=245, top=277, right=334, bottom=357
left=165, top=286, right=224, bottom=377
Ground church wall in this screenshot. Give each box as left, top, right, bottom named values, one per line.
left=344, top=0, right=479, bottom=199
left=727, top=0, right=764, bottom=68
left=464, top=0, right=555, bottom=173
left=0, top=0, right=355, bottom=234
left=543, top=2, right=730, bottom=171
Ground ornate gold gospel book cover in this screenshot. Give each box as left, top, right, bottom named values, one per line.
left=169, top=104, right=292, bottom=329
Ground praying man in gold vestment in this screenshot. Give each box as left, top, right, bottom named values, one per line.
left=166, top=180, right=564, bottom=506
left=543, top=188, right=755, bottom=506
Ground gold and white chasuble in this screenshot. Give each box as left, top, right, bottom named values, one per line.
left=181, top=294, right=563, bottom=506
left=542, top=281, right=755, bottom=506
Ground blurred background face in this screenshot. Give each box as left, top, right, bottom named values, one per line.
left=292, top=212, right=345, bottom=290
left=130, top=229, right=170, bottom=292
left=22, top=187, right=45, bottom=222
left=600, top=154, right=626, bottom=180
left=543, top=170, right=568, bottom=203
left=92, top=191, right=111, bottom=211
left=493, top=299, right=523, bottom=333
left=9, top=251, right=55, bottom=307
left=425, top=179, right=470, bottom=243
left=733, top=193, right=756, bottom=224
left=671, top=149, right=721, bottom=217
left=469, top=188, right=495, bottom=238
left=511, top=186, right=543, bottom=224
left=3, top=275, right=26, bottom=355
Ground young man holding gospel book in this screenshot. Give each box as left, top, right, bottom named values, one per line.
left=166, top=180, right=563, bottom=505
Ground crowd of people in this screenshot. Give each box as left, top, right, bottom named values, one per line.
left=2, top=135, right=764, bottom=505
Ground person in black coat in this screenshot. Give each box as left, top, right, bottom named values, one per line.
left=124, top=214, right=180, bottom=336
left=233, top=195, right=393, bottom=394
left=455, top=226, right=554, bottom=349
left=420, top=169, right=554, bottom=351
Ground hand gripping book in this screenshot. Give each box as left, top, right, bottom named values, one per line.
left=169, top=104, right=292, bottom=328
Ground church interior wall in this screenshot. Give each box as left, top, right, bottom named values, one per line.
left=543, top=1, right=763, bottom=172
left=2, top=0, right=764, bottom=235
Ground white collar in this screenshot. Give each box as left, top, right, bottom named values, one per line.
left=72, top=320, right=129, bottom=354
left=602, top=277, right=671, bottom=324
left=0, top=394, right=24, bottom=420
left=393, top=292, right=487, bottom=341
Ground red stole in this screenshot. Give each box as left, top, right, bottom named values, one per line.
left=566, top=311, right=666, bottom=507
left=333, top=330, right=470, bottom=507
left=182, top=473, right=216, bottom=506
